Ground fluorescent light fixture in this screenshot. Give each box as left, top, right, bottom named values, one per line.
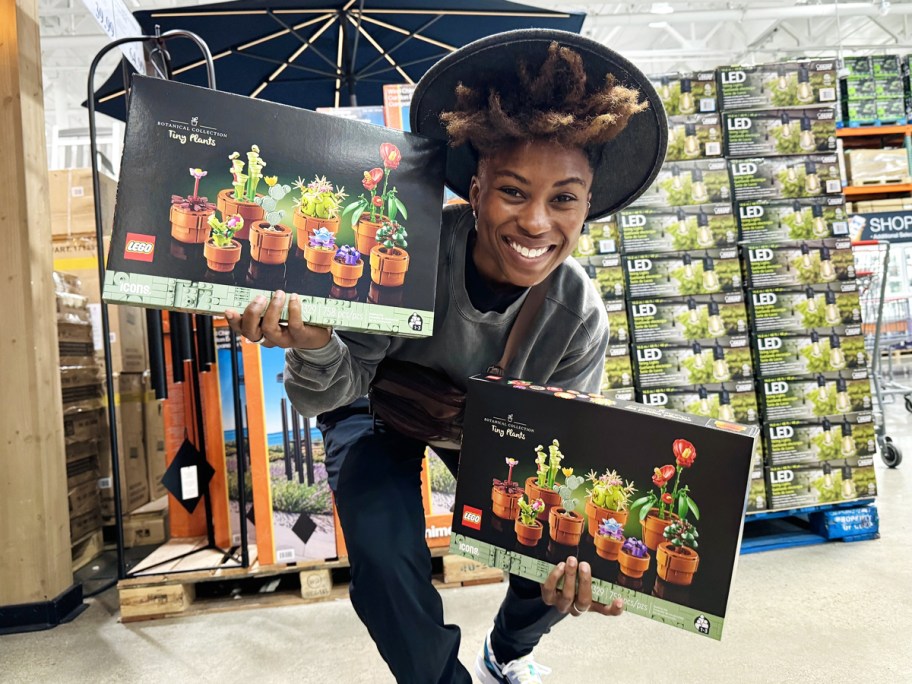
left=649, top=21, right=670, bottom=29
left=650, top=2, right=675, bottom=14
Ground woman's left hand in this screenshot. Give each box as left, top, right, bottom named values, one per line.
left=540, top=556, right=624, bottom=617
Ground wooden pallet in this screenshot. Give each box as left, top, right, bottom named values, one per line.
left=71, top=529, right=104, bottom=573
left=850, top=175, right=912, bottom=186
left=117, top=537, right=504, bottom=622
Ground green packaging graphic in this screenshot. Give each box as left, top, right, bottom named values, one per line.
left=631, top=159, right=731, bottom=208
left=666, top=114, right=723, bottom=161
left=574, top=218, right=619, bottom=257
left=759, top=373, right=873, bottom=421
left=628, top=293, right=748, bottom=344
left=633, top=341, right=754, bottom=389
left=717, top=61, right=837, bottom=110
left=842, top=98, right=877, bottom=123
left=871, top=55, right=902, bottom=77
left=765, top=416, right=877, bottom=467
left=651, top=71, right=718, bottom=115
left=748, top=284, right=861, bottom=334
left=638, top=381, right=759, bottom=424
left=752, top=331, right=868, bottom=378
left=624, top=248, right=742, bottom=298
left=767, top=461, right=877, bottom=509
left=603, top=349, right=635, bottom=391
left=874, top=76, right=905, bottom=99
left=841, top=57, right=872, bottom=77
left=729, top=155, right=842, bottom=201
left=618, top=204, right=736, bottom=254
left=579, top=255, right=627, bottom=301
left=743, top=238, right=856, bottom=288
left=736, top=197, right=848, bottom=242
left=747, top=467, right=769, bottom=513
left=841, top=77, right=876, bottom=99
left=723, top=108, right=837, bottom=158
left=876, top=98, right=907, bottom=120
left=605, top=299, right=631, bottom=346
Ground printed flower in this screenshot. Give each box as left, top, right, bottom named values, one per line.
left=531, top=499, right=545, bottom=513
left=673, top=439, right=697, bottom=468
left=506, top=458, right=519, bottom=467
left=662, top=492, right=673, bottom=505
left=562, top=468, right=574, bottom=478
left=362, top=167, right=384, bottom=191
left=598, top=518, right=624, bottom=539
left=264, top=176, right=278, bottom=187
left=190, top=168, right=207, bottom=179
left=372, top=195, right=383, bottom=207
left=226, top=214, right=243, bottom=229
left=379, top=142, right=401, bottom=170
left=652, top=465, right=676, bottom=487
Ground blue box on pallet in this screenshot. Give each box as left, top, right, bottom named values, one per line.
left=810, top=506, right=879, bottom=539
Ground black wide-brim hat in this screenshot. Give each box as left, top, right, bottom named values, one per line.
left=410, top=29, right=667, bottom=220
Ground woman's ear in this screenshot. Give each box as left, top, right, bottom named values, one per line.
left=469, top=175, right=480, bottom=215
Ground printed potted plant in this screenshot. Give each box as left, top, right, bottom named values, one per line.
left=629, top=438, right=700, bottom=550
left=342, top=143, right=408, bottom=255
left=656, top=519, right=700, bottom=586
left=584, top=469, right=636, bottom=538
left=292, top=175, right=347, bottom=249
left=514, top=495, right=545, bottom=547
left=524, top=440, right=565, bottom=521
left=217, top=145, right=267, bottom=239
left=370, top=219, right=410, bottom=287
left=548, top=468, right=586, bottom=546
left=303, top=228, right=336, bottom=273
left=618, top=537, right=650, bottom=578
left=203, top=214, right=244, bottom=272
left=491, top=457, right=524, bottom=520
left=249, top=177, right=293, bottom=265
left=170, top=168, right=216, bottom=243
left=330, top=246, right=364, bottom=288
left=594, top=518, right=625, bottom=561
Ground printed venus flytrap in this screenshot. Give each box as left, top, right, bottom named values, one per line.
left=217, top=145, right=268, bottom=239
left=170, top=168, right=217, bottom=244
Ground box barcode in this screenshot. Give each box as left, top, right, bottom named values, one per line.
left=819, top=88, right=836, bottom=102
left=276, top=549, right=295, bottom=562
left=700, top=98, right=717, bottom=112
left=825, top=179, right=843, bottom=194
left=98, top=477, right=112, bottom=490
left=705, top=142, right=722, bottom=157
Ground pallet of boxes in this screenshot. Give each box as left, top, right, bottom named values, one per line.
left=51, top=169, right=169, bottom=553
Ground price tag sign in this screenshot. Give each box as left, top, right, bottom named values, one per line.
left=81, top=0, right=146, bottom=74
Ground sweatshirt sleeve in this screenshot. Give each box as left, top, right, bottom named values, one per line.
left=545, top=328, right=609, bottom=395
left=283, top=330, right=392, bottom=417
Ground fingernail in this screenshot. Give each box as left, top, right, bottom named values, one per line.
left=225, top=310, right=235, bottom=319
left=580, top=562, right=590, bottom=573
left=557, top=562, right=565, bottom=571
left=568, top=557, right=577, bottom=568
left=289, top=293, right=298, bottom=302
left=275, top=290, right=285, bottom=301
left=254, top=295, right=266, bottom=305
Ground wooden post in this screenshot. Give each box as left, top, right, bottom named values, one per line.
left=0, top=0, right=74, bottom=611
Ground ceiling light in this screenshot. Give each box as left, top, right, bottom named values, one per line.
left=650, top=2, right=675, bottom=14
left=649, top=21, right=670, bottom=29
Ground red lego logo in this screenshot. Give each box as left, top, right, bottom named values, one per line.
left=124, top=233, right=156, bottom=262
left=462, top=505, right=482, bottom=531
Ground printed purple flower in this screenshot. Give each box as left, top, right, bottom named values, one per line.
left=226, top=214, right=243, bottom=229
left=309, top=227, right=336, bottom=249
left=531, top=499, right=545, bottom=513
left=621, top=537, right=648, bottom=558
left=335, top=245, right=361, bottom=266
left=598, top=518, right=624, bottom=540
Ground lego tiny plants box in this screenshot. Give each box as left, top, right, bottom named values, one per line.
left=103, top=77, right=446, bottom=337
left=717, top=61, right=837, bottom=110
left=450, top=376, right=758, bottom=639
left=729, top=155, right=842, bottom=201
left=723, top=108, right=837, bottom=158
left=736, top=197, right=849, bottom=242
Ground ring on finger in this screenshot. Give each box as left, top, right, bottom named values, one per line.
left=572, top=601, right=588, bottom=615
left=253, top=334, right=266, bottom=344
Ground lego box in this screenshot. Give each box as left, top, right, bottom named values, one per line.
left=743, top=239, right=856, bottom=288
left=767, top=461, right=876, bottom=509
left=651, top=71, right=718, bottom=115
left=765, top=415, right=877, bottom=467
left=633, top=341, right=754, bottom=389
left=639, top=381, right=760, bottom=425
left=450, top=376, right=758, bottom=639
left=717, top=61, right=837, bottom=110
left=723, top=108, right=837, bottom=158
left=666, top=115, right=723, bottom=161
left=752, top=331, right=868, bottom=378
left=624, top=248, right=743, bottom=299
left=102, top=77, right=446, bottom=337
left=729, top=155, right=842, bottom=201
left=618, top=204, right=737, bottom=254
left=574, top=219, right=619, bottom=258
left=630, top=159, right=731, bottom=208
left=628, top=293, right=749, bottom=345
left=759, top=372, right=873, bottom=422
left=736, top=197, right=848, bottom=242
left=748, top=284, right=861, bottom=334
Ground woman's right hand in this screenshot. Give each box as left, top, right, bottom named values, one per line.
left=225, top=290, right=332, bottom=350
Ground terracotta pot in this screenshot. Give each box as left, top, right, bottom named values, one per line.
left=330, top=284, right=359, bottom=301
left=618, top=548, right=651, bottom=579
left=303, top=244, right=335, bottom=273
left=369, top=246, right=410, bottom=287
left=524, top=477, right=562, bottom=521
left=216, top=189, right=264, bottom=240
left=594, top=534, right=624, bottom=562
left=585, top=499, right=629, bottom=538
left=169, top=204, right=214, bottom=244
left=514, top=518, right=543, bottom=547
left=353, top=213, right=384, bottom=255
left=656, top=542, right=700, bottom=586
left=293, top=210, right=341, bottom=250
left=368, top=282, right=404, bottom=307
left=491, top=485, right=523, bottom=520
left=250, top=222, right=293, bottom=265
left=203, top=239, right=241, bottom=273
left=330, top=256, right=365, bottom=288
left=548, top=507, right=584, bottom=546
left=642, top=509, right=679, bottom=550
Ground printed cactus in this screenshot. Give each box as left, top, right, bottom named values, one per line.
left=294, top=175, right=347, bottom=219
left=254, top=176, right=292, bottom=229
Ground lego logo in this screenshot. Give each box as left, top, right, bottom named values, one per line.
left=126, top=240, right=154, bottom=254
left=462, top=506, right=483, bottom=530
left=124, top=233, right=156, bottom=262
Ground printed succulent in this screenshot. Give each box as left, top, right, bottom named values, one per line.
left=254, top=176, right=292, bottom=229
left=586, top=468, right=637, bottom=512
left=621, top=537, right=649, bottom=558
left=663, top=519, right=699, bottom=551
left=294, top=175, right=347, bottom=219
left=334, top=245, right=362, bottom=266
left=207, top=214, right=244, bottom=248
left=597, top=518, right=625, bottom=541
left=517, top=496, right=545, bottom=526
left=553, top=467, right=585, bottom=511
left=376, top=220, right=408, bottom=251
left=309, top=227, right=336, bottom=250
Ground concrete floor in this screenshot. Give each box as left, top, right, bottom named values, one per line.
left=2, top=401, right=911, bottom=683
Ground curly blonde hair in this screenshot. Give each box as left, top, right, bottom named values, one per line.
left=440, top=41, right=648, bottom=163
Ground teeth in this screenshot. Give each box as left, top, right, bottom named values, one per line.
left=508, top=239, right=548, bottom=259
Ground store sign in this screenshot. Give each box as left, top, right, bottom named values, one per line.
left=81, top=0, right=146, bottom=74
left=851, top=211, right=912, bottom=243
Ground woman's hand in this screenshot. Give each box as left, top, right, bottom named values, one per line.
left=540, top=556, right=624, bottom=617
left=225, top=290, right=332, bottom=350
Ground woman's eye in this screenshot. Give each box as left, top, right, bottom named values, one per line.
left=554, top=194, right=577, bottom=203
left=499, top=187, right=522, bottom=198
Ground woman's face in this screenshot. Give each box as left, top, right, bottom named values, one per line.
left=469, top=140, right=593, bottom=288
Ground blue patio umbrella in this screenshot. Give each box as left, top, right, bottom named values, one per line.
left=88, top=0, right=584, bottom=121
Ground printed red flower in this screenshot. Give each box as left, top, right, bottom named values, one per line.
left=652, top=465, right=676, bottom=487
left=372, top=195, right=383, bottom=207
left=380, top=142, right=401, bottom=170
left=673, top=439, right=697, bottom=468
left=362, top=167, right=384, bottom=191
left=662, top=492, right=673, bottom=505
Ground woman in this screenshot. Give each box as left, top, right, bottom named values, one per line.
left=226, top=30, right=666, bottom=684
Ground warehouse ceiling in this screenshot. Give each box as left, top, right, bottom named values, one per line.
left=39, top=0, right=912, bottom=162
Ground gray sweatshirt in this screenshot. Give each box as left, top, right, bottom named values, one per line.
left=284, top=204, right=609, bottom=416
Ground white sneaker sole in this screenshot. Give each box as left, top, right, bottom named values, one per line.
left=474, top=653, right=505, bottom=684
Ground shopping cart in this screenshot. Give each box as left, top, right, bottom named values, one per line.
left=853, top=240, right=911, bottom=468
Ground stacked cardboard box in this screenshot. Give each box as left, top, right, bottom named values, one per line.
left=840, top=55, right=908, bottom=125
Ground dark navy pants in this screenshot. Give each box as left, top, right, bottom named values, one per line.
left=319, top=399, right=565, bottom=684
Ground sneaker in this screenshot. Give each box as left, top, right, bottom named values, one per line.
left=474, top=630, right=552, bottom=684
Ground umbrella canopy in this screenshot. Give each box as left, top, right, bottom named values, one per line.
left=88, top=0, right=584, bottom=121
